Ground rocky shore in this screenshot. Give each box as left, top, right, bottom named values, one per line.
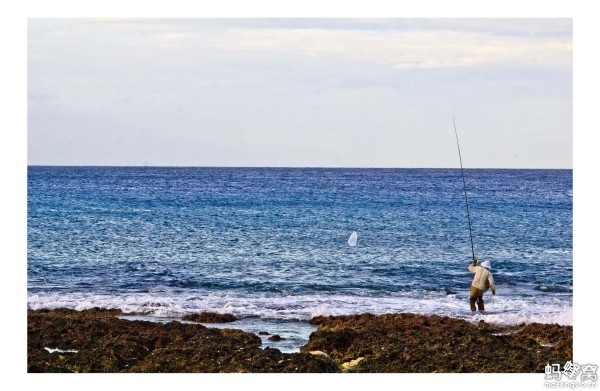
left=28, top=308, right=572, bottom=373
left=303, top=313, right=572, bottom=372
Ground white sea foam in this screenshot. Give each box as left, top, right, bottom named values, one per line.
left=44, top=347, right=78, bottom=354
left=27, top=291, right=572, bottom=326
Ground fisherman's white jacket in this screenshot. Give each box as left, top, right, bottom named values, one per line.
left=468, top=264, right=496, bottom=292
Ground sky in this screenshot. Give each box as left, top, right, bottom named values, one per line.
left=28, top=18, right=572, bottom=168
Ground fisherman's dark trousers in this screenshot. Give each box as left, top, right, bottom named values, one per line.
left=469, top=286, right=485, bottom=312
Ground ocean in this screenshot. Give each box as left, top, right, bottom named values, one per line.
left=28, top=167, right=572, bottom=349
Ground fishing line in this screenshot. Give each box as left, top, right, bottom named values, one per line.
left=453, top=118, right=476, bottom=261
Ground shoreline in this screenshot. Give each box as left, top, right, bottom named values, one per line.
left=116, top=313, right=317, bottom=353
left=26, top=292, right=573, bottom=327
left=28, top=308, right=572, bottom=373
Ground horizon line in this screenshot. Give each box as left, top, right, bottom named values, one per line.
left=27, top=164, right=573, bottom=170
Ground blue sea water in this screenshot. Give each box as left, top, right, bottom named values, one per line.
left=28, top=167, right=572, bottom=328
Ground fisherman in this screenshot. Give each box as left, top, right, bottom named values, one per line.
left=468, top=258, right=496, bottom=313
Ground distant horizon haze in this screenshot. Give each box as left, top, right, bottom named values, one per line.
left=26, top=164, right=572, bottom=170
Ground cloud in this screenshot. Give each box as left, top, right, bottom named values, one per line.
left=29, top=19, right=572, bottom=71
left=211, top=27, right=571, bottom=70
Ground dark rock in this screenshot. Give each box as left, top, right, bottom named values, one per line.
left=258, top=331, right=270, bottom=335
left=28, top=308, right=339, bottom=373
left=268, top=335, right=285, bottom=341
left=28, top=308, right=572, bottom=373
left=182, top=312, right=238, bottom=323
left=302, top=313, right=572, bottom=373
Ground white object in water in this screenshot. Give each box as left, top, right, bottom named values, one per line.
left=348, top=231, right=358, bottom=246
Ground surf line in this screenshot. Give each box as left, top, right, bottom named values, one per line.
left=453, top=118, right=476, bottom=261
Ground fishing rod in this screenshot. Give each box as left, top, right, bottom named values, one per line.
left=453, top=118, right=476, bottom=261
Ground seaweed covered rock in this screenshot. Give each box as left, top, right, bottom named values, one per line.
left=28, top=309, right=572, bottom=373
left=302, top=313, right=572, bottom=373
left=182, top=312, right=238, bottom=323
left=28, top=308, right=339, bottom=373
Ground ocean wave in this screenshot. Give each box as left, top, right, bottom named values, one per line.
left=27, top=291, right=572, bottom=326
left=538, top=284, right=572, bottom=293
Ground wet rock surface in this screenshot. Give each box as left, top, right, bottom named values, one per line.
left=28, top=308, right=338, bottom=373
left=302, top=313, right=572, bottom=373
left=182, top=312, right=238, bottom=323
left=28, top=309, right=572, bottom=373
